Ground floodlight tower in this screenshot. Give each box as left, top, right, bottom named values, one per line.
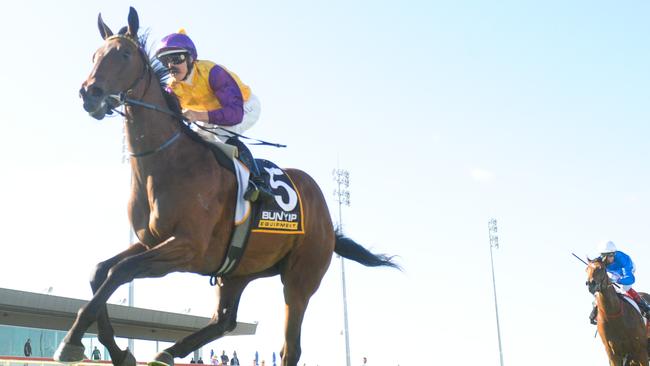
left=488, top=218, right=504, bottom=366
left=123, top=129, right=135, bottom=353
left=333, top=168, right=351, bottom=366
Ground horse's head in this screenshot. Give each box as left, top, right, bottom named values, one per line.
left=79, top=7, right=147, bottom=120
left=586, top=257, right=610, bottom=294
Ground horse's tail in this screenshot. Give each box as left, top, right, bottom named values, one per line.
left=334, top=232, right=401, bottom=270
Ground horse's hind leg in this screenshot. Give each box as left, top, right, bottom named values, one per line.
left=279, top=239, right=333, bottom=366
left=279, top=285, right=309, bottom=366
left=152, top=275, right=255, bottom=366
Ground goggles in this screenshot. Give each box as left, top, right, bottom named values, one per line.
left=158, top=53, right=188, bottom=66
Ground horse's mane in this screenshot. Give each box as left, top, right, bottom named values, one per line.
left=124, top=28, right=213, bottom=147
left=120, top=28, right=181, bottom=115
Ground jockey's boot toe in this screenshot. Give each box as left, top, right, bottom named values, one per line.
left=589, top=306, right=598, bottom=325
left=638, top=299, right=650, bottom=315
left=256, top=187, right=275, bottom=203
left=244, top=185, right=260, bottom=202
left=244, top=182, right=275, bottom=203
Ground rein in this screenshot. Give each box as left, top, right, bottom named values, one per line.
left=603, top=299, right=625, bottom=320
left=102, top=35, right=286, bottom=155
left=600, top=283, right=625, bottom=319
left=110, top=94, right=287, bottom=149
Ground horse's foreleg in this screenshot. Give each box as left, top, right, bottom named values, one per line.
left=152, top=276, right=252, bottom=366
left=53, top=243, right=147, bottom=363
left=56, top=237, right=195, bottom=363
left=92, top=244, right=147, bottom=366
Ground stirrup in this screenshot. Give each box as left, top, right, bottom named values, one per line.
left=244, top=182, right=275, bottom=203
left=589, top=306, right=598, bottom=325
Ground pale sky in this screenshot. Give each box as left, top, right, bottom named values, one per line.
left=1, top=1, right=649, bottom=366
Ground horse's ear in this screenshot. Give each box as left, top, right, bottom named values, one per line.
left=127, top=7, right=139, bottom=38
left=98, top=13, right=113, bottom=40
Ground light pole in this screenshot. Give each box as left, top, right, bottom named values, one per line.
left=127, top=230, right=135, bottom=354
left=123, top=130, right=135, bottom=354
left=333, top=168, right=351, bottom=366
left=488, top=218, right=504, bottom=366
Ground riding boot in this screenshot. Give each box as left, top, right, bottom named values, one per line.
left=627, top=288, right=650, bottom=317
left=589, top=305, right=598, bottom=325
left=226, top=137, right=275, bottom=203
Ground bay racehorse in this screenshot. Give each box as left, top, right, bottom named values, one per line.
left=54, top=7, right=399, bottom=366
left=586, top=257, right=649, bottom=365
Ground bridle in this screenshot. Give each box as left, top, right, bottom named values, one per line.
left=96, top=35, right=285, bottom=157
left=105, top=35, right=152, bottom=102
left=586, top=261, right=612, bottom=295
left=102, top=35, right=183, bottom=158
left=586, top=261, right=626, bottom=320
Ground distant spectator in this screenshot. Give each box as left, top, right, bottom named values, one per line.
left=198, top=358, right=204, bottom=364
left=23, top=339, right=32, bottom=357
left=190, top=358, right=196, bottom=364
left=92, top=346, right=101, bottom=360
left=230, top=351, right=240, bottom=366
left=220, top=351, right=229, bottom=365
left=361, top=357, right=368, bottom=366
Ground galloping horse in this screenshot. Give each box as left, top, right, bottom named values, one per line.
left=54, top=7, right=398, bottom=366
left=586, top=257, right=649, bottom=366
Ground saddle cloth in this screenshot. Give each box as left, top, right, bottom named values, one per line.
left=232, top=159, right=304, bottom=234
left=251, top=159, right=304, bottom=234
left=197, top=138, right=303, bottom=234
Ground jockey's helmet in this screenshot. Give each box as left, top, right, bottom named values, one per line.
left=155, top=28, right=197, bottom=61
left=599, top=240, right=617, bottom=255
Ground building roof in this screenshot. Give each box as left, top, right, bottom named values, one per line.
left=0, top=288, right=256, bottom=342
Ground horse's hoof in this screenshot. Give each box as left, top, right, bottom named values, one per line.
left=53, top=342, right=85, bottom=363
left=148, top=351, right=174, bottom=366
left=117, top=350, right=136, bottom=366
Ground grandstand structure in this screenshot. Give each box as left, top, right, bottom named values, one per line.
left=0, top=287, right=256, bottom=359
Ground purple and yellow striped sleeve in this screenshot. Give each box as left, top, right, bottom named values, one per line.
left=207, top=65, right=244, bottom=126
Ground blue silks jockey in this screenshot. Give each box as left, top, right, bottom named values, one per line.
left=589, top=241, right=650, bottom=324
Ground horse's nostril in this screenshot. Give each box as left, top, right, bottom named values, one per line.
left=88, top=85, right=104, bottom=98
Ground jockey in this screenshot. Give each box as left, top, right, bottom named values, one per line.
left=589, top=240, right=650, bottom=324
left=154, top=29, right=273, bottom=203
